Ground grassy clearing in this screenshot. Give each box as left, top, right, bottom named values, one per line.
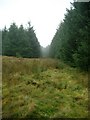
left=2, top=56, right=88, bottom=118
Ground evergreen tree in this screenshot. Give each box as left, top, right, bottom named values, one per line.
left=50, top=2, right=89, bottom=70
left=2, top=22, right=41, bottom=58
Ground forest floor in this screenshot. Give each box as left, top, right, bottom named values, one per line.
left=2, top=56, right=88, bottom=118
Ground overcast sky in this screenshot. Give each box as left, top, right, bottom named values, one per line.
left=0, top=0, right=74, bottom=47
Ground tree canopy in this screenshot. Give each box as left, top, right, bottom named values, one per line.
left=50, top=2, right=89, bottom=71
left=2, top=22, right=41, bottom=58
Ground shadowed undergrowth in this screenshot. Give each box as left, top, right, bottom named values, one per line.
left=2, top=56, right=88, bottom=118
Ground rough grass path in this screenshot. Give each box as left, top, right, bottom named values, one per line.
left=2, top=56, right=88, bottom=118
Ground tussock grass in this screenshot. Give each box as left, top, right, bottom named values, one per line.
left=2, top=56, right=88, bottom=118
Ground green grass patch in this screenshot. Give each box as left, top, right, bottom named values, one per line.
left=2, top=56, right=88, bottom=118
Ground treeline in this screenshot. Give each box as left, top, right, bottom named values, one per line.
left=41, top=45, right=50, bottom=58
left=50, top=2, right=89, bottom=71
left=2, top=22, right=41, bottom=58
left=2, top=2, right=89, bottom=71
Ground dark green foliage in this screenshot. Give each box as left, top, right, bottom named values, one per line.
left=50, top=2, right=89, bottom=70
left=2, top=22, right=41, bottom=58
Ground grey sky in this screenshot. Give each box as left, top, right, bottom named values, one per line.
left=0, top=0, right=74, bottom=47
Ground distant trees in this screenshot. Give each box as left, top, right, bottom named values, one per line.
left=41, top=45, right=50, bottom=58
left=50, top=2, right=89, bottom=70
left=2, top=2, right=89, bottom=71
left=2, top=22, right=41, bottom=58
